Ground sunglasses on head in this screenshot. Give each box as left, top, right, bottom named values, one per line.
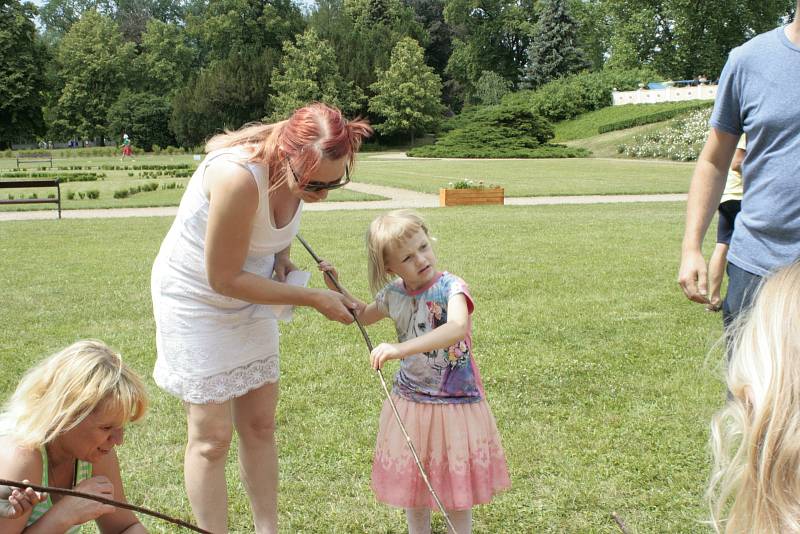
left=287, top=160, right=350, bottom=192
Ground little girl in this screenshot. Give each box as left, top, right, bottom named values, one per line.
left=326, top=210, right=510, bottom=534
left=707, top=262, right=800, bottom=532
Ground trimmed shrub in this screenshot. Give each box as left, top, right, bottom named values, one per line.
left=598, top=101, right=713, bottom=134
left=502, top=67, right=659, bottom=123
left=408, top=102, right=589, bottom=159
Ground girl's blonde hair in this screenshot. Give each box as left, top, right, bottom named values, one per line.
left=366, top=210, right=431, bottom=294
left=205, top=102, right=372, bottom=192
left=707, top=262, right=800, bottom=532
left=0, top=340, right=148, bottom=449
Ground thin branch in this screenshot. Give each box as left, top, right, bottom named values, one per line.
left=0, top=479, right=211, bottom=533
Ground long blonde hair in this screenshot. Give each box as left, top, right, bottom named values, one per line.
left=0, top=340, right=148, bottom=449
left=708, top=263, right=800, bottom=532
left=366, top=210, right=431, bottom=294
left=205, top=102, right=372, bottom=192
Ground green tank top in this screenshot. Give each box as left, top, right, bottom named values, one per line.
left=25, top=448, right=92, bottom=533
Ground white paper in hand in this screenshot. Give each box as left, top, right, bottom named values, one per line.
left=271, top=270, right=312, bottom=322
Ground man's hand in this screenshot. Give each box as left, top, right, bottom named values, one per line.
left=678, top=250, right=710, bottom=304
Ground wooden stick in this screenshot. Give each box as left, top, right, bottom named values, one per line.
left=0, top=479, right=212, bottom=533
left=296, top=235, right=458, bottom=534
left=611, top=511, right=632, bottom=534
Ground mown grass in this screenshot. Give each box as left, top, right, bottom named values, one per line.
left=357, top=155, right=694, bottom=197
left=1, top=204, right=725, bottom=532
left=553, top=102, right=713, bottom=143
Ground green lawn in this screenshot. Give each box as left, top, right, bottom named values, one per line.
left=1, top=204, right=724, bottom=532
left=357, top=155, right=694, bottom=197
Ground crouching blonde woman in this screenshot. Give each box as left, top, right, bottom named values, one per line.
left=0, top=340, right=149, bottom=534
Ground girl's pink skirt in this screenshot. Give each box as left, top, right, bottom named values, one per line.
left=371, top=395, right=510, bottom=510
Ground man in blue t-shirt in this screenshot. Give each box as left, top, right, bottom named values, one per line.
left=679, top=4, right=800, bottom=327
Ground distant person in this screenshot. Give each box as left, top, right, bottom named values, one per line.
left=120, top=134, right=133, bottom=161
left=0, top=340, right=149, bottom=533
left=706, top=135, right=746, bottom=312
left=679, top=5, right=800, bottom=327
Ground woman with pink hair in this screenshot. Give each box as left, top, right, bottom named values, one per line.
left=151, top=103, right=372, bottom=533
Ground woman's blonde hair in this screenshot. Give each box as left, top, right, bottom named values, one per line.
left=366, top=210, right=431, bottom=294
left=205, top=102, right=372, bottom=192
left=707, top=262, right=800, bottom=532
left=0, top=340, right=148, bottom=449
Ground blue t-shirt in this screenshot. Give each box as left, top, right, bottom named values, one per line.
left=375, top=271, right=484, bottom=404
left=710, top=27, right=800, bottom=276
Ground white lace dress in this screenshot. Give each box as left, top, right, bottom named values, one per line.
left=151, top=148, right=302, bottom=404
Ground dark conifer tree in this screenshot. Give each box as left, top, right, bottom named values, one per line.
left=521, top=0, right=589, bottom=89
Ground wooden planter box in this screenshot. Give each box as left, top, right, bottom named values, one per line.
left=439, top=187, right=504, bottom=207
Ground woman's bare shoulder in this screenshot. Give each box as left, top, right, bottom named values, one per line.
left=0, top=436, right=44, bottom=481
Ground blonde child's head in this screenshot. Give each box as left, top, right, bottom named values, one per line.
left=366, top=210, right=431, bottom=294
left=0, top=340, right=148, bottom=449
left=708, top=262, right=800, bottom=532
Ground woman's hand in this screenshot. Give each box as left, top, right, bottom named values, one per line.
left=312, top=290, right=359, bottom=324
left=370, top=343, right=404, bottom=370
left=0, top=482, right=46, bottom=519
left=273, top=253, right=297, bottom=283
left=56, top=476, right=116, bottom=526
left=317, top=260, right=341, bottom=292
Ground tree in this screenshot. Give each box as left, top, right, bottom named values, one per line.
left=38, top=0, right=113, bottom=42
left=603, top=0, right=795, bottom=78
left=369, top=37, right=444, bottom=142
left=0, top=0, right=48, bottom=148
left=444, top=0, right=535, bottom=94
left=309, top=0, right=424, bottom=107
left=134, top=19, right=197, bottom=95
left=107, top=90, right=175, bottom=150
left=185, top=0, right=303, bottom=65
left=521, top=0, right=589, bottom=89
left=474, top=70, right=512, bottom=106
left=51, top=10, right=134, bottom=143
left=170, top=48, right=279, bottom=147
left=269, top=29, right=362, bottom=120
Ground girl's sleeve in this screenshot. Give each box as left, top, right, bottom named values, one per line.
left=375, top=286, right=390, bottom=316
left=447, top=275, right=474, bottom=314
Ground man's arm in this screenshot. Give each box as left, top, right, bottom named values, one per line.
left=678, top=128, right=740, bottom=304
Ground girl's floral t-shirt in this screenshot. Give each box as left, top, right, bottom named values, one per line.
left=376, top=271, right=484, bottom=404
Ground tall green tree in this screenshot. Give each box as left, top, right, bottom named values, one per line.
left=0, top=0, right=48, bottom=148
left=474, top=70, right=512, bottom=105
left=186, top=0, right=303, bottom=65
left=170, top=48, right=279, bottom=147
left=51, top=10, right=134, bottom=143
left=134, top=19, right=197, bottom=95
left=369, top=37, right=444, bottom=142
left=269, top=29, right=362, bottom=120
left=603, top=0, right=795, bottom=78
left=521, top=0, right=589, bottom=89
left=107, top=90, right=175, bottom=150
left=568, top=0, right=609, bottom=70
left=38, top=0, right=113, bottom=42
left=309, top=0, right=424, bottom=106
left=443, top=0, right=534, bottom=96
